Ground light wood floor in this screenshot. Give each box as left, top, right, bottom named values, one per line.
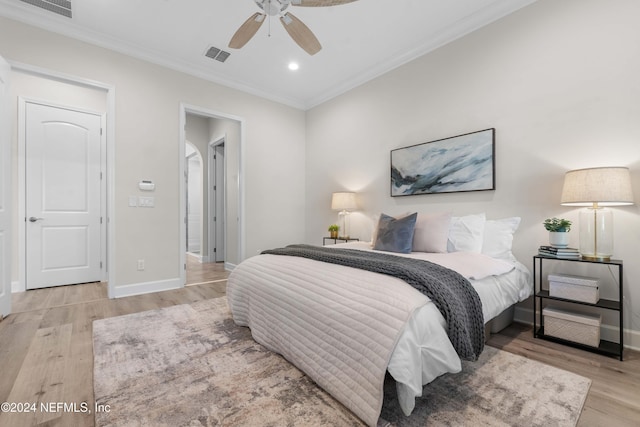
left=1, top=270, right=638, bottom=426
left=0, top=260, right=229, bottom=427
left=185, top=256, right=229, bottom=286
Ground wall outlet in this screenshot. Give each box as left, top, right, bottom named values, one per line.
left=137, top=259, right=145, bottom=271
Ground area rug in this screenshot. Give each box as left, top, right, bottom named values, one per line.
left=93, top=297, right=591, bottom=427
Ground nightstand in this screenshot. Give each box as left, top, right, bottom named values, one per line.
left=533, top=255, right=623, bottom=360
left=322, top=237, right=359, bottom=246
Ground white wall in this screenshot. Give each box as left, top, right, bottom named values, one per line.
left=305, top=0, right=640, bottom=347
left=0, top=16, right=306, bottom=296
left=186, top=153, right=202, bottom=254
left=185, top=114, right=209, bottom=257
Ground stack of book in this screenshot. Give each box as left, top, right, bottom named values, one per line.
left=538, top=246, right=581, bottom=259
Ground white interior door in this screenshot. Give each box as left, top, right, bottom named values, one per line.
left=0, top=55, right=11, bottom=317
left=25, top=102, right=102, bottom=289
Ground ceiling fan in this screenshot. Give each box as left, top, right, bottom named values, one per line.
left=228, top=0, right=359, bottom=56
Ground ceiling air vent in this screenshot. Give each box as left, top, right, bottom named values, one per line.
left=205, top=46, right=230, bottom=63
left=20, top=0, right=72, bottom=18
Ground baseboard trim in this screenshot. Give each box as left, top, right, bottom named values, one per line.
left=224, top=262, right=236, bottom=271
left=112, top=278, right=182, bottom=299
left=514, top=306, right=640, bottom=352
left=513, top=306, right=532, bottom=325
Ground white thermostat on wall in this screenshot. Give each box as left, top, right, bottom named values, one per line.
left=139, top=180, right=155, bottom=191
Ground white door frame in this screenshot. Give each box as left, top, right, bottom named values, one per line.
left=0, top=55, right=11, bottom=318
left=209, top=136, right=226, bottom=263
left=179, top=103, right=245, bottom=285
left=10, top=61, right=116, bottom=297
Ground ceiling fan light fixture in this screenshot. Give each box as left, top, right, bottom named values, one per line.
left=256, top=0, right=285, bottom=16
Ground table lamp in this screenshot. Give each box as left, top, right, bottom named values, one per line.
left=560, top=167, right=634, bottom=261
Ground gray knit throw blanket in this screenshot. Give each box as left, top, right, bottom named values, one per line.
left=262, top=244, right=484, bottom=361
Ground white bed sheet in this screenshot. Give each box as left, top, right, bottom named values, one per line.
left=330, top=242, right=532, bottom=415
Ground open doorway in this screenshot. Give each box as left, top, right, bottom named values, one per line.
left=180, top=104, right=243, bottom=286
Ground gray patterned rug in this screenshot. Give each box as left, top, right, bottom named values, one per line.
left=93, top=297, right=590, bottom=427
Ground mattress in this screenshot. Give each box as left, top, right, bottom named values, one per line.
left=227, top=241, right=532, bottom=424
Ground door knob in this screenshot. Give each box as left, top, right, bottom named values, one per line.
left=29, top=217, right=44, bottom=222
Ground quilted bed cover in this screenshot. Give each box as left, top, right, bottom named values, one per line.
left=227, top=242, right=531, bottom=426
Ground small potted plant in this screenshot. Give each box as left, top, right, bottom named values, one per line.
left=328, top=224, right=339, bottom=239
left=543, top=217, right=572, bottom=248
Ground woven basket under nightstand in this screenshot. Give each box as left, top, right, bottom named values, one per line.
left=543, top=307, right=601, bottom=347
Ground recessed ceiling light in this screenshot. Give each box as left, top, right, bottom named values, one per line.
left=288, top=62, right=299, bottom=71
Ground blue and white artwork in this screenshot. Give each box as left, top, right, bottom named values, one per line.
left=391, top=128, right=495, bottom=196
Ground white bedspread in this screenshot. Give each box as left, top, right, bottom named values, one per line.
left=227, top=243, right=531, bottom=425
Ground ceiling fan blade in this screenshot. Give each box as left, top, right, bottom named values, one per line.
left=280, top=12, right=322, bottom=55
left=291, top=0, right=358, bottom=6
left=228, top=12, right=266, bottom=49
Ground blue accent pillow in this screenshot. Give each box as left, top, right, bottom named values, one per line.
left=373, top=213, right=417, bottom=254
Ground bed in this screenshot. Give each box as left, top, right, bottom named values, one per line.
left=227, top=213, right=532, bottom=426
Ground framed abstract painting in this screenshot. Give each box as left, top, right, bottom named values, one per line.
left=391, top=128, right=495, bottom=197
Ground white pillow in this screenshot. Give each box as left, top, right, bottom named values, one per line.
left=482, top=217, right=521, bottom=259
left=447, top=213, right=486, bottom=253
left=412, top=212, right=452, bottom=253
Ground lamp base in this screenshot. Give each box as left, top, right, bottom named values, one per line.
left=579, top=207, right=613, bottom=262
left=581, top=255, right=611, bottom=262
left=338, top=210, right=350, bottom=242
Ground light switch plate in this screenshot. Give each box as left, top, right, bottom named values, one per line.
left=139, top=196, right=155, bottom=207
